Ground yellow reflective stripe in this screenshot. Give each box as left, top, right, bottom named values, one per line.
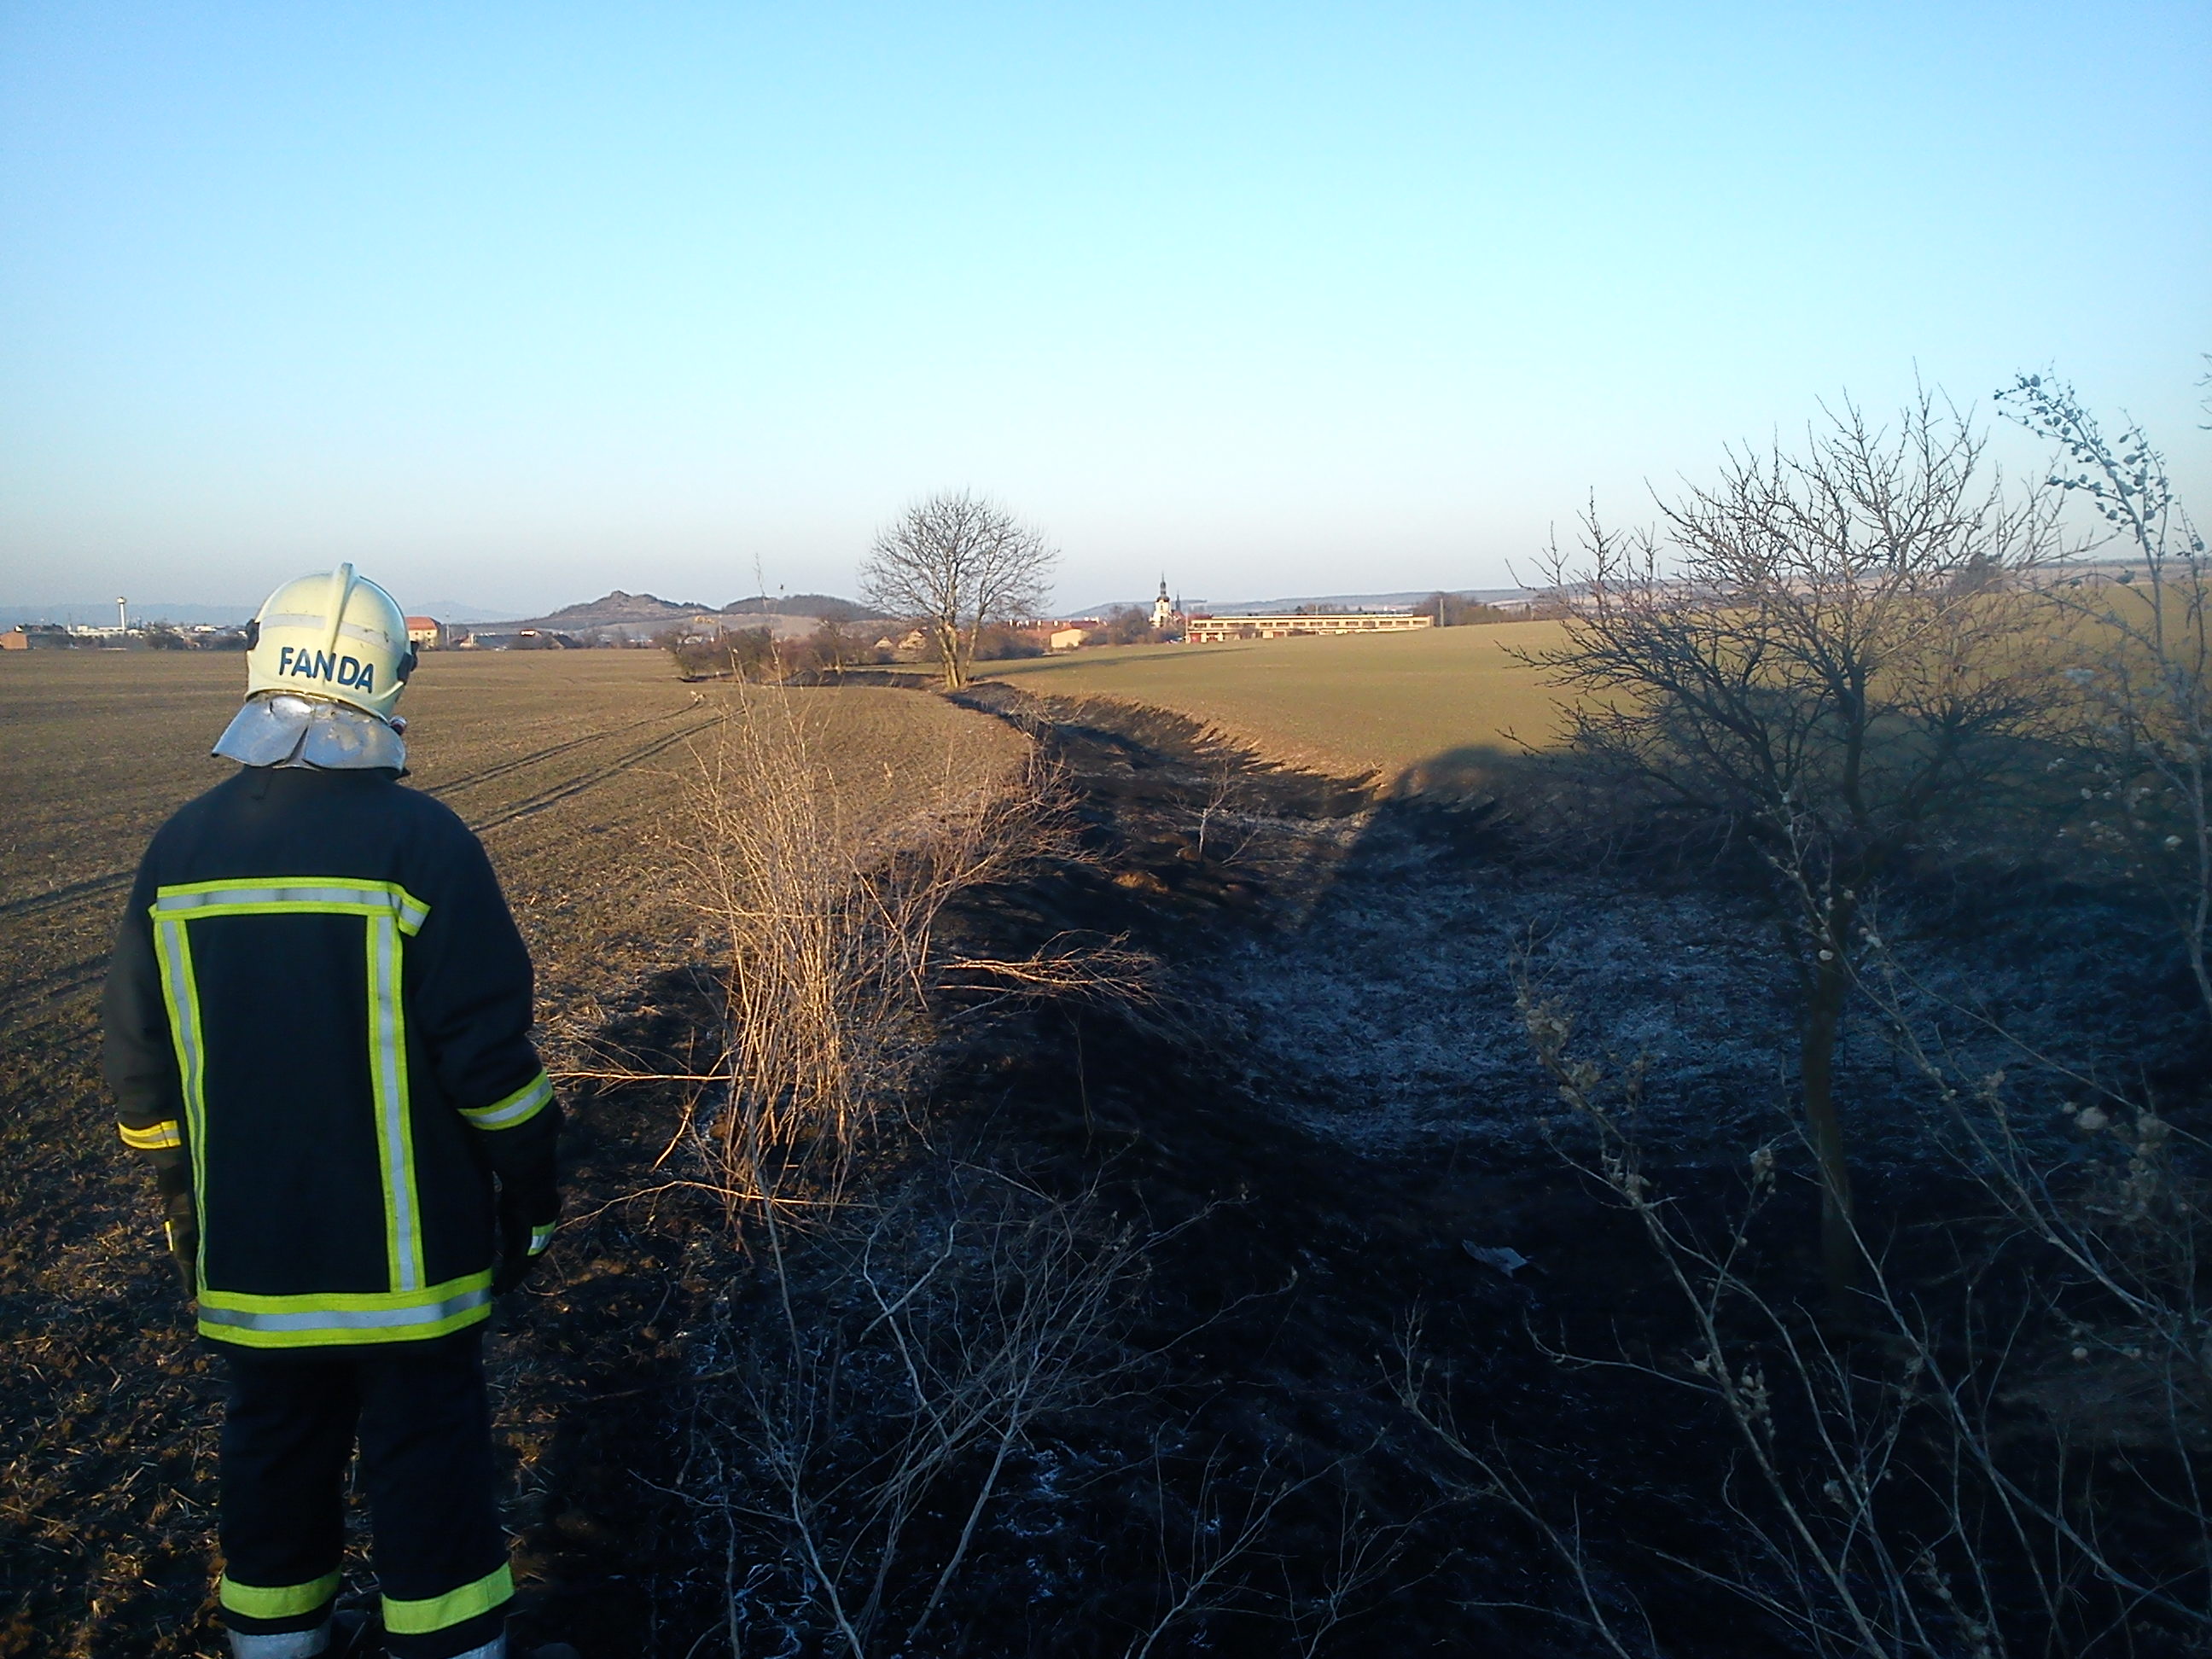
left=366, top=912, right=424, bottom=1292
left=460, top=1071, right=552, bottom=1131
left=200, top=1299, right=490, bottom=1351
left=119, top=1119, right=183, bottom=1150
left=198, top=1271, right=492, bottom=1347
left=220, top=1569, right=341, bottom=1620
left=198, top=1270, right=492, bottom=1317
left=528, top=1224, right=556, bottom=1256
left=154, top=917, right=210, bottom=1288
left=155, top=891, right=429, bottom=1303
left=381, top=1562, right=513, bottom=1635
left=152, top=877, right=428, bottom=934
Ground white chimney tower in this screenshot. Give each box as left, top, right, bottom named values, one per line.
left=116, top=596, right=128, bottom=632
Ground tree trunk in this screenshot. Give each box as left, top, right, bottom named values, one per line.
left=1802, top=942, right=1857, bottom=1296
left=937, top=622, right=967, bottom=691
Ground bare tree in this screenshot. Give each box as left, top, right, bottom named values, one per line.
left=859, top=490, right=1057, bottom=690
left=1525, top=391, right=2067, bottom=1290
left=2000, top=370, right=2212, bottom=1020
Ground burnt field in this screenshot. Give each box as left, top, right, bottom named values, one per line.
left=3, top=653, right=2207, bottom=1657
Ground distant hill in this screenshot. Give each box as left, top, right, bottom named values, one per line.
left=477, top=590, right=886, bottom=643
left=509, top=591, right=714, bottom=629
left=720, top=594, right=891, bottom=623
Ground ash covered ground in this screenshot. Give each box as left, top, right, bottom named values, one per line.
left=1196, top=785, right=2193, bottom=1171
left=6, top=675, right=2200, bottom=1657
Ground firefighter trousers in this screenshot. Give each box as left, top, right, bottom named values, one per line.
left=217, top=1331, right=512, bottom=1659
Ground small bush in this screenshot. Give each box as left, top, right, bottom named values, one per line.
left=661, top=626, right=779, bottom=682
left=971, top=622, right=1045, bottom=661
left=1086, top=606, right=1163, bottom=647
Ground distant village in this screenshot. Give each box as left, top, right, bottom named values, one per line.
left=3, top=580, right=1561, bottom=658
left=6, top=560, right=2151, bottom=661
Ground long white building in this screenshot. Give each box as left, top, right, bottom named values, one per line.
left=1182, top=611, right=1433, bottom=643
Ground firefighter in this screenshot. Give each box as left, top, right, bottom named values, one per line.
left=103, top=565, right=572, bottom=1659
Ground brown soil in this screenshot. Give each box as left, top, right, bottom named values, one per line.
left=0, top=654, right=1023, bottom=1657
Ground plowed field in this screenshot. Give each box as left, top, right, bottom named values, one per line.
left=0, top=649, right=1026, bottom=1656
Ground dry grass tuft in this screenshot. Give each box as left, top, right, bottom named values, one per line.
left=667, top=684, right=1150, bottom=1227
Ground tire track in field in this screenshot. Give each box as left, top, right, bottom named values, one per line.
left=419, top=707, right=684, bottom=800
left=0, top=955, right=108, bottom=1024
left=465, top=718, right=719, bottom=833
left=0, top=870, right=132, bottom=923
left=0, top=713, right=723, bottom=1032
left=0, top=707, right=696, bottom=926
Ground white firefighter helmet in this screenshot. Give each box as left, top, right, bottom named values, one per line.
left=244, top=563, right=416, bottom=722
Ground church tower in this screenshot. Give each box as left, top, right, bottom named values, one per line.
left=1151, top=576, right=1174, bottom=632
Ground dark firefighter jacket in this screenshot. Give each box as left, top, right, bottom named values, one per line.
left=102, top=765, right=560, bottom=1353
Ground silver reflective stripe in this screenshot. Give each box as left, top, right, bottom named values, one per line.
left=227, top=1623, right=332, bottom=1658
left=154, top=884, right=428, bottom=931
left=463, top=1074, right=551, bottom=1129
left=445, top=1634, right=509, bottom=1659
left=199, top=1284, right=491, bottom=1334
left=369, top=913, right=422, bottom=1292
left=528, top=1224, right=556, bottom=1256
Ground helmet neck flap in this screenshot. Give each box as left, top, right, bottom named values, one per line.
left=212, top=693, right=409, bottom=771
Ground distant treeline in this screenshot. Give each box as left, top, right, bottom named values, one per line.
left=661, top=617, right=891, bottom=683
left=1415, top=591, right=1570, bottom=626
left=3, top=624, right=247, bottom=650
left=660, top=606, right=1174, bottom=683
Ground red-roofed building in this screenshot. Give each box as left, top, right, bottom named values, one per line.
left=405, top=616, right=445, bottom=650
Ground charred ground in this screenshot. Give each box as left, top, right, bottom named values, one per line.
left=3, top=663, right=2202, bottom=1656
left=501, top=687, right=2204, bottom=1656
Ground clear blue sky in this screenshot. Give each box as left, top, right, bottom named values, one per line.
left=3, top=1, right=2206, bottom=615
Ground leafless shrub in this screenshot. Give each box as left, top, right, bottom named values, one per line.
left=1388, top=1356, right=1656, bottom=1659
left=600, top=684, right=1185, bottom=1654
left=670, top=687, right=1149, bottom=1226
left=2001, top=372, right=2212, bottom=1021
left=1121, top=1443, right=1409, bottom=1659
left=1423, top=976, right=2212, bottom=1655
left=1195, top=754, right=1267, bottom=865
left=939, top=935, right=1164, bottom=1020
left=1852, top=926, right=2212, bottom=1465
left=1276, top=1481, right=1417, bottom=1659
left=1121, top=1445, right=1315, bottom=1658
left=686, top=1172, right=1153, bottom=1658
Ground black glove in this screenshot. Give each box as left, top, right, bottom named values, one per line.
left=159, top=1179, right=197, bottom=1299
left=154, top=1159, right=196, bottom=1309
left=492, top=1196, right=553, bottom=1296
